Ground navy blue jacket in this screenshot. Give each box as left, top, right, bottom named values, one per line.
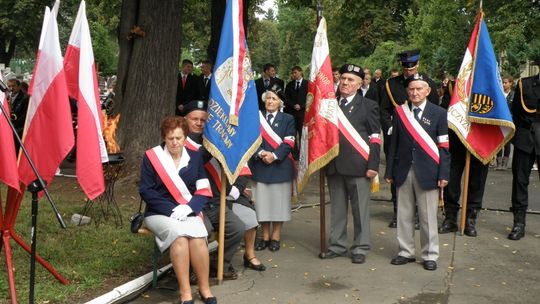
left=249, top=111, right=296, bottom=183
left=385, top=102, right=450, bottom=190
left=139, top=145, right=210, bottom=217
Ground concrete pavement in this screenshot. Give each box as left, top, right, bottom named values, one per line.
left=126, top=167, right=540, bottom=304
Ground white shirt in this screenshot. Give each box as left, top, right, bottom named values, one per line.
left=411, top=100, right=427, bottom=119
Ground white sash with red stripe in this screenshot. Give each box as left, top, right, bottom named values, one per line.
left=145, top=146, right=194, bottom=205
left=395, top=104, right=440, bottom=164
left=259, top=112, right=295, bottom=150
left=185, top=137, right=201, bottom=151
left=337, top=108, right=371, bottom=161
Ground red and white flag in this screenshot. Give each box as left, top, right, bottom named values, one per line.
left=64, top=0, right=107, bottom=200
left=19, top=1, right=74, bottom=187
left=297, top=17, right=340, bottom=193
left=0, top=75, right=20, bottom=192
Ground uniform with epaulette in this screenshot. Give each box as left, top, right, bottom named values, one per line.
left=508, top=73, right=540, bottom=240
left=379, top=50, right=439, bottom=228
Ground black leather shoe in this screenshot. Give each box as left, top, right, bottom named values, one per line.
left=209, top=267, right=238, bottom=280
left=255, top=240, right=269, bottom=251
left=351, top=253, right=365, bottom=264
left=181, top=300, right=194, bottom=304
left=438, top=219, right=458, bottom=234
left=464, top=224, right=477, bottom=237
left=423, top=260, right=437, bottom=271
left=243, top=255, right=266, bottom=271
left=318, top=250, right=342, bottom=259
left=388, top=215, right=397, bottom=228
left=390, top=256, right=416, bottom=265
left=268, top=240, right=280, bottom=252
left=199, top=291, right=218, bottom=304
left=508, top=223, right=525, bottom=240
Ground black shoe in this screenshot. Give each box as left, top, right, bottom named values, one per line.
left=268, top=240, right=280, bottom=252
left=388, top=218, right=397, bottom=228
left=181, top=300, right=195, bottom=304
left=438, top=219, right=458, bottom=234
left=390, top=256, right=416, bottom=265
left=464, top=224, right=477, bottom=237
left=423, top=260, right=437, bottom=271
left=255, top=239, right=269, bottom=251
left=243, top=255, right=266, bottom=271
left=199, top=290, right=218, bottom=304
left=209, top=267, right=238, bottom=280
left=351, top=253, right=365, bottom=264
left=318, top=250, right=342, bottom=259
left=508, top=223, right=525, bottom=240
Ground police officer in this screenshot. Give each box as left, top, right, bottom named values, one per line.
left=508, top=73, right=540, bottom=240
left=380, top=50, right=438, bottom=228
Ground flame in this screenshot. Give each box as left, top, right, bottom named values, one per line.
left=103, top=113, right=121, bottom=153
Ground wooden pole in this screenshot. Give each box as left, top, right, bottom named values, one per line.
left=217, top=170, right=227, bottom=284
left=459, top=151, right=472, bottom=235
left=319, top=172, right=326, bottom=254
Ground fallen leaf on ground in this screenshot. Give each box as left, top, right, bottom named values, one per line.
left=473, top=284, right=481, bottom=287
left=324, top=282, right=331, bottom=287
left=469, top=267, right=475, bottom=271
left=369, top=268, right=376, bottom=271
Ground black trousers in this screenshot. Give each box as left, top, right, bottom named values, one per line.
left=444, top=133, right=489, bottom=211
left=511, top=147, right=540, bottom=210
left=203, top=204, right=245, bottom=270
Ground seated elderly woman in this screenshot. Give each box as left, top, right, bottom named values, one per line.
left=139, top=116, right=217, bottom=304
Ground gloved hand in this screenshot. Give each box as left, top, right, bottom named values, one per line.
left=170, top=204, right=193, bottom=221
left=226, top=186, right=240, bottom=201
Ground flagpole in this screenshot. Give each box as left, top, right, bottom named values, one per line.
left=459, top=152, right=471, bottom=235
left=217, top=169, right=227, bottom=284
left=315, top=0, right=327, bottom=255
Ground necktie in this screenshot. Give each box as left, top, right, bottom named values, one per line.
left=204, top=77, right=209, bottom=87
left=413, top=108, right=421, bottom=122
left=296, top=81, right=301, bottom=90
left=267, top=113, right=274, bottom=124
left=182, top=74, right=187, bottom=88
left=339, top=99, right=347, bottom=108
left=264, top=79, right=270, bottom=88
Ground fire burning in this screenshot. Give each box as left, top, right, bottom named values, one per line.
left=103, top=114, right=121, bottom=153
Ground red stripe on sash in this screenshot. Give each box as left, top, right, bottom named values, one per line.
left=395, top=106, right=440, bottom=164
left=145, top=149, right=188, bottom=205
left=337, top=119, right=370, bottom=161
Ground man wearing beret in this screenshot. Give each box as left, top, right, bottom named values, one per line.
left=385, top=75, right=450, bottom=271
left=319, top=64, right=381, bottom=264
left=183, top=100, right=245, bottom=280
left=380, top=50, right=439, bottom=229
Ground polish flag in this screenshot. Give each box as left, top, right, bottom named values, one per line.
left=19, top=2, right=74, bottom=187
left=64, top=0, right=107, bottom=200
left=0, top=75, right=20, bottom=192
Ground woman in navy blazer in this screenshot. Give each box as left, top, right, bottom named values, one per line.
left=250, top=87, right=296, bottom=252
left=139, top=116, right=216, bottom=304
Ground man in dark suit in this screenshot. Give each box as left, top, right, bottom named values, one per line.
left=255, top=63, right=285, bottom=110
left=508, top=73, right=540, bottom=240
left=8, top=78, right=29, bottom=153
left=380, top=50, right=439, bottom=228
left=199, top=60, right=213, bottom=102
left=319, top=64, right=381, bottom=264
left=360, top=73, right=379, bottom=104
left=284, top=66, right=308, bottom=155
left=385, top=75, right=450, bottom=271
left=176, top=59, right=201, bottom=115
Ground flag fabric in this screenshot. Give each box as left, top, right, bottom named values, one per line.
left=19, top=2, right=74, bottom=187
left=296, top=17, right=339, bottom=193
left=203, top=0, right=261, bottom=183
left=0, top=75, right=20, bottom=192
left=447, top=12, right=515, bottom=164
left=64, top=0, right=107, bottom=200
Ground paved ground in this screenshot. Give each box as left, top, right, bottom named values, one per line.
left=126, top=166, right=540, bottom=304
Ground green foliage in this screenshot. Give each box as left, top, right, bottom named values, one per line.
left=249, top=20, right=281, bottom=75
left=362, top=41, right=404, bottom=77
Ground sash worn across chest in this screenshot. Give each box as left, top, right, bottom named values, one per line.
left=145, top=146, right=193, bottom=205
left=185, top=137, right=202, bottom=151
left=204, top=157, right=251, bottom=191
left=337, top=107, right=372, bottom=161
left=259, top=112, right=295, bottom=159
left=395, top=104, right=440, bottom=164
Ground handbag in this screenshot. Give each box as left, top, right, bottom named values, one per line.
left=130, top=199, right=144, bottom=233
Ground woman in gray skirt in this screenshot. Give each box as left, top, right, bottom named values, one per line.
left=139, top=116, right=216, bottom=304
left=250, top=87, right=296, bottom=252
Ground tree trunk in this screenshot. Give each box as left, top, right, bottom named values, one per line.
left=115, top=0, right=184, bottom=177
left=0, top=36, right=17, bottom=67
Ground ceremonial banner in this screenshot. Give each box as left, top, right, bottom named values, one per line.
left=297, top=17, right=339, bottom=193
left=448, top=13, right=515, bottom=164
left=64, top=0, right=107, bottom=200
left=19, top=2, right=74, bottom=186
left=0, top=74, right=20, bottom=192
left=203, top=0, right=261, bottom=183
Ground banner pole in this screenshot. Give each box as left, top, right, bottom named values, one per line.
left=319, top=172, right=326, bottom=254
left=460, top=151, right=471, bottom=235
left=217, top=169, right=227, bottom=284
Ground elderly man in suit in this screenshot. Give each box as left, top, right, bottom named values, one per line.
left=385, top=75, right=450, bottom=271
left=319, top=64, right=381, bottom=264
